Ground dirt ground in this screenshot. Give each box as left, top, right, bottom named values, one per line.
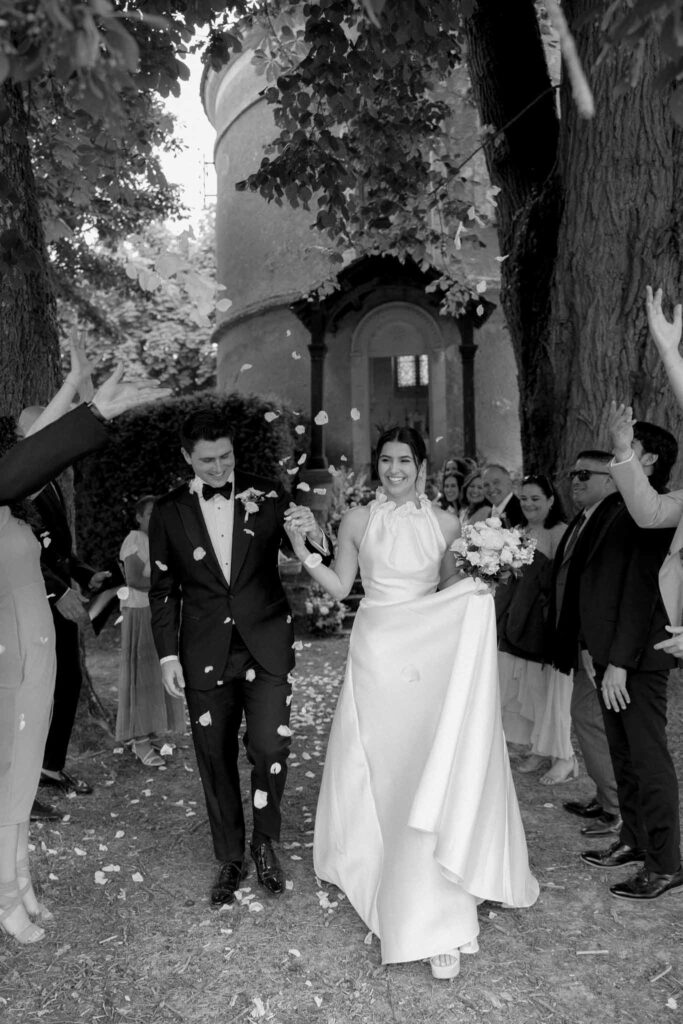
left=2, top=625, right=683, bottom=1024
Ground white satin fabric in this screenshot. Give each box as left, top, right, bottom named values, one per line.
left=313, top=493, right=539, bottom=965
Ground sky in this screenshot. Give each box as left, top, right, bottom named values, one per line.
left=159, top=51, right=217, bottom=225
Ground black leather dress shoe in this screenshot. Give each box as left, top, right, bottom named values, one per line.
left=563, top=798, right=604, bottom=819
left=40, top=769, right=93, bottom=795
left=210, top=861, right=248, bottom=907
left=250, top=840, right=284, bottom=895
left=580, top=813, right=622, bottom=837
left=581, top=841, right=646, bottom=868
left=610, top=865, right=683, bottom=901
left=30, top=799, right=61, bottom=822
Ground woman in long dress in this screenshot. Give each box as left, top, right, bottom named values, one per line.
left=285, top=427, right=538, bottom=980
left=496, top=475, right=576, bottom=784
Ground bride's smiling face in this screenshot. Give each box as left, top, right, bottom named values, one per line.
left=378, top=441, right=422, bottom=502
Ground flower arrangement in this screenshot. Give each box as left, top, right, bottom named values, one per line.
left=450, top=516, right=536, bottom=589
left=235, top=487, right=277, bottom=520
left=327, top=466, right=374, bottom=532
left=304, top=582, right=348, bottom=635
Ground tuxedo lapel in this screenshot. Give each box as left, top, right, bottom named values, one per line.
left=230, top=478, right=253, bottom=586
left=577, top=495, right=623, bottom=568
left=176, top=487, right=229, bottom=590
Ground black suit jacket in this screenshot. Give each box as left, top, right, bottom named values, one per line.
left=0, top=405, right=107, bottom=505
left=32, top=481, right=95, bottom=604
left=499, top=494, right=525, bottom=528
left=149, top=471, right=299, bottom=688
left=552, top=492, right=675, bottom=675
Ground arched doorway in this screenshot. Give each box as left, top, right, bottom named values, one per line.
left=350, top=302, right=447, bottom=468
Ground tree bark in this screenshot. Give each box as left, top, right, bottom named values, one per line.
left=0, top=81, right=60, bottom=415
left=464, top=0, right=563, bottom=472
left=549, top=0, right=683, bottom=480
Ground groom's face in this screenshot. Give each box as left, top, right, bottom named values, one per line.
left=182, top=437, right=235, bottom=487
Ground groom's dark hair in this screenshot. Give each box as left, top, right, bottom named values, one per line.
left=181, top=410, right=234, bottom=453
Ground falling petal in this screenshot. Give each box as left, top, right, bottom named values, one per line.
left=249, top=901, right=264, bottom=913
left=313, top=487, right=327, bottom=495
left=291, top=351, right=301, bottom=359
left=435, top=436, right=444, bottom=443
left=476, top=304, right=484, bottom=317
left=199, top=711, right=213, bottom=726
left=292, top=641, right=303, bottom=651
left=495, top=254, right=510, bottom=263
left=244, top=528, right=255, bottom=536
left=364, top=931, right=374, bottom=945
left=114, top=616, right=123, bottom=626
left=224, top=617, right=231, bottom=623
left=314, top=997, right=323, bottom=1008
left=155, top=561, right=168, bottom=571
left=18, top=714, right=25, bottom=731
left=193, top=547, right=206, bottom=561
left=114, top=831, right=125, bottom=839
left=286, top=467, right=299, bottom=476
left=295, top=425, right=306, bottom=435
left=131, top=872, right=144, bottom=883
left=0, top=645, right=5, bottom=654
left=245, top=668, right=256, bottom=682
left=286, top=614, right=292, bottom=623
left=264, top=411, right=279, bottom=423
left=476, top=279, right=487, bottom=293
left=350, top=408, right=360, bottom=420
left=314, top=410, right=328, bottom=426
left=270, top=763, right=282, bottom=775
left=286, top=694, right=292, bottom=706
left=239, top=363, right=253, bottom=372
left=285, top=880, right=294, bottom=890
left=253, top=789, right=268, bottom=809
left=297, top=453, right=307, bottom=465
left=117, top=586, right=130, bottom=601
left=297, top=482, right=311, bottom=492
left=265, top=490, right=279, bottom=498
left=288, top=948, right=301, bottom=957
left=277, top=725, right=292, bottom=737
left=74, top=848, right=87, bottom=857
left=204, top=666, right=214, bottom=674
left=42, top=536, right=52, bottom=548
left=39, top=636, right=49, bottom=644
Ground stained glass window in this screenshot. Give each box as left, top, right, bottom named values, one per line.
left=394, top=355, right=429, bottom=389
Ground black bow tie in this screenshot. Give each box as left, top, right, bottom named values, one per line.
left=202, top=482, right=232, bottom=502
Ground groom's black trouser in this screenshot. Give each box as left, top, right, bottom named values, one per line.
left=184, top=632, right=292, bottom=863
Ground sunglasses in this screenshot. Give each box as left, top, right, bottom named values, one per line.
left=568, top=469, right=611, bottom=482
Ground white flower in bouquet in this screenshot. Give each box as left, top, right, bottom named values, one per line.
left=450, top=515, right=536, bottom=589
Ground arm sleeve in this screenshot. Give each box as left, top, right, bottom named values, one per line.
left=148, top=505, right=182, bottom=660
left=610, top=455, right=683, bottom=529
left=0, top=405, right=108, bottom=504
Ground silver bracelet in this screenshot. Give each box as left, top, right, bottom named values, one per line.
left=303, top=552, right=323, bottom=569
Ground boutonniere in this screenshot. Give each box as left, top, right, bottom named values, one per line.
left=188, top=478, right=202, bottom=497
left=235, top=487, right=271, bottom=521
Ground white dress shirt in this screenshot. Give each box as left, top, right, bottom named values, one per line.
left=490, top=491, right=513, bottom=519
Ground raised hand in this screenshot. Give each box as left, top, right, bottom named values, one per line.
left=646, top=285, right=682, bottom=362
left=283, top=503, right=311, bottom=559
left=66, top=327, right=96, bottom=400
left=607, top=401, right=635, bottom=460
left=91, top=363, right=172, bottom=420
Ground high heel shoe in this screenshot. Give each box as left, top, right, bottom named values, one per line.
left=131, top=739, right=165, bottom=767
left=430, top=949, right=461, bottom=979
left=17, top=859, right=53, bottom=923
left=539, top=755, right=579, bottom=786
left=0, top=881, right=44, bottom=944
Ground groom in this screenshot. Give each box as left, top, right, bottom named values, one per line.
left=149, top=409, right=328, bottom=907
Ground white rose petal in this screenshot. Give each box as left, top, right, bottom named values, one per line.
left=155, top=561, right=168, bottom=571
left=292, top=640, right=303, bottom=651
left=264, top=411, right=279, bottom=423
left=270, top=763, right=282, bottom=775
left=116, top=586, right=130, bottom=601
left=296, top=482, right=311, bottom=492
left=435, top=435, right=444, bottom=442
left=103, top=864, right=121, bottom=873
left=476, top=279, right=487, bottom=293
left=240, top=363, right=253, bottom=372
left=114, top=830, right=125, bottom=839
left=42, top=537, right=52, bottom=548
left=204, top=666, right=213, bottom=674
left=295, top=425, right=306, bottom=435
left=131, top=872, right=144, bottom=883
left=193, top=547, right=206, bottom=561
left=18, top=714, right=25, bottom=731
left=249, top=901, right=264, bottom=913
left=266, top=490, right=279, bottom=498
left=288, top=948, right=301, bottom=957
left=285, top=880, right=294, bottom=890
left=74, top=848, right=87, bottom=857
left=364, top=931, right=374, bottom=945
left=199, top=711, right=212, bottom=726
left=224, top=617, right=231, bottom=624
left=114, top=616, right=123, bottom=626
left=245, top=668, right=256, bottom=682
left=160, top=743, right=173, bottom=756
left=277, top=725, right=292, bottom=737
left=286, top=694, right=292, bottom=706
left=253, top=790, right=268, bottom=809
left=350, top=408, right=360, bottom=420
left=291, top=350, right=301, bottom=359
left=244, top=528, right=255, bottom=536
left=94, top=871, right=108, bottom=885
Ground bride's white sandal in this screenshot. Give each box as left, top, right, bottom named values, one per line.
left=430, top=949, right=460, bottom=979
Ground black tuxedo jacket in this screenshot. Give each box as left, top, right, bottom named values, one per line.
left=149, top=471, right=298, bottom=688
left=499, top=494, right=525, bottom=528
left=32, top=480, right=95, bottom=603
left=0, top=405, right=107, bottom=505
left=552, top=492, right=675, bottom=675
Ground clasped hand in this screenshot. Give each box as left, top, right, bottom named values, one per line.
left=284, top=503, right=320, bottom=557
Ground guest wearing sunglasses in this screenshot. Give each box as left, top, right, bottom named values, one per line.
left=551, top=450, right=676, bottom=897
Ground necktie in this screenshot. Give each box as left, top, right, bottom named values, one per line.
left=202, top=482, right=232, bottom=502
left=563, top=511, right=586, bottom=560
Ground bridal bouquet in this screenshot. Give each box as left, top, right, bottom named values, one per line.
left=450, top=516, right=536, bottom=589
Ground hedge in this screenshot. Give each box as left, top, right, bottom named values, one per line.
left=75, top=392, right=303, bottom=565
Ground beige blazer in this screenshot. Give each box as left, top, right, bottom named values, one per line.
left=610, top=454, right=683, bottom=628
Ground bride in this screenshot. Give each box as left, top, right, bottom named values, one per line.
left=285, top=426, right=538, bottom=979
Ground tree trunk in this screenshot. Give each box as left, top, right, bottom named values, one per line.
left=549, top=1, right=683, bottom=481
left=0, top=81, right=60, bottom=415
left=464, top=0, right=563, bottom=472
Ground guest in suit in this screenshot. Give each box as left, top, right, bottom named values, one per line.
left=551, top=453, right=622, bottom=836
left=149, top=409, right=330, bottom=908
left=0, top=363, right=169, bottom=945
left=552, top=449, right=679, bottom=898
left=18, top=404, right=111, bottom=806
left=482, top=464, right=525, bottom=527
left=603, top=407, right=683, bottom=899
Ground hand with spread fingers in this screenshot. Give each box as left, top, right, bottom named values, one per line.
left=646, top=285, right=682, bottom=362
left=607, top=401, right=635, bottom=461
left=91, top=363, right=172, bottom=420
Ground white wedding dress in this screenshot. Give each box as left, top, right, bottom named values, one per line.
left=314, top=493, right=539, bottom=965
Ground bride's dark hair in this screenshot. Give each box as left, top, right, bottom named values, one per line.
left=374, top=426, right=427, bottom=474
